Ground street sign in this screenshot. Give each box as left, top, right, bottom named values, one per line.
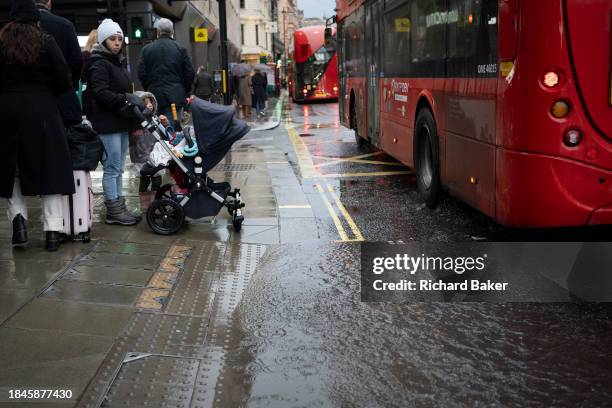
left=395, top=18, right=411, bottom=32
left=194, top=28, right=208, bottom=42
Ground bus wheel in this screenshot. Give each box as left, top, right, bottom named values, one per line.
left=351, top=103, right=366, bottom=149
left=414, top=109, right=440, bottom=208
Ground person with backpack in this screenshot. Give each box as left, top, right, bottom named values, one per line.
left=83, top=18, right=141, bottom=225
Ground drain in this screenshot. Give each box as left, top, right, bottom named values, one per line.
left=299, top=133, right=315, bottom=137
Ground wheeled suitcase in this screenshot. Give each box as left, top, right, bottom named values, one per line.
left=61, top=170, right=93, bottom=242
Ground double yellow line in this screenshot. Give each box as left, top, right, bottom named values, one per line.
left=315, top=182, right=364, bottom=242
left=286, top=124, right=364, bottom=241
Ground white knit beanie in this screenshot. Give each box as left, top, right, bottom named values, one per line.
left=97, top=18, right=123, bottom=44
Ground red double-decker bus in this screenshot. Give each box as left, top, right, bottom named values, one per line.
left=336, top=0, right=611, bottom=228
left=290, top=25, right=339, bottom=103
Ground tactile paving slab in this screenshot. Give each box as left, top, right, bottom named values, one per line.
left=212, top=163, right=257, bottom=172
left=102, top=356, right=199, bottom=408
left=164, top=243, right=227, bottom=316
left=77, top=243, right=267, bottom=408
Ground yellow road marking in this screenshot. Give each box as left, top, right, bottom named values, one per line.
left=287, top=125, right=318, bottom=178
left=316, top=159, right=406, bottom=168
left=326, top=183, right=364, bottom=241
left=312, top=152, right=384, bottom=161
left=302, top=140, right=344, bottom=146
left=315, top=183, right=349, bottom=241
left=315, top=171, right=413, bottom=178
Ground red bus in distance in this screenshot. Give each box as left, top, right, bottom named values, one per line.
left=290, top=25, right=339, bottom=103
left=336, top=0, right=611, bottom=228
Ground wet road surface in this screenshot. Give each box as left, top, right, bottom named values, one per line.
left=228, top=242, right=612, bottom=407
left=0, top=94, right=611, bottom=408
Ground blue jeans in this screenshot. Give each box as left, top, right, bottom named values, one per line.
left=99, top=132, right=129, bottom=201
left=255, top=98, right=265, bottom=115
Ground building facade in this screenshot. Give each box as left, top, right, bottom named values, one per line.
left=239, top=0, right=275, bottom=64
left=276, top=0, right=300, bottom=64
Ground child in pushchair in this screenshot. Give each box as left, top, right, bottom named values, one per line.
left=133, top=96, right=250, bottom=234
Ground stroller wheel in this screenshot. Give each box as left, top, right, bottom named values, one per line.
left=147, top=198, right=185, bottom=235
left=155, top=184, right=173, bottom=200
left=232, top=215, right=244, bottom=232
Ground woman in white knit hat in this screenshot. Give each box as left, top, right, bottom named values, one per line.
left=83, top=18, right=141, bottom=225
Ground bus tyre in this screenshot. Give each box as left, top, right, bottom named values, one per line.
left=351, top=103, right=366, bottom=149
left=414, top=109, right=440, bottom=208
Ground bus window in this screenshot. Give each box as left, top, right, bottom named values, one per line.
left=383, top=3, right=411, bottom=76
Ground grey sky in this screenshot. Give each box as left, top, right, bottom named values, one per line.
left=297, top=0, right=336, bottom=19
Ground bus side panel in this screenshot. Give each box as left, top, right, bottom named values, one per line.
left=379, top=113, right=413, bottom=166
left=445, top=133, right=496, bottom=217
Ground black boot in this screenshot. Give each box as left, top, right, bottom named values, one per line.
left=105, top=198, right=138, bottom=225
left=12, top=214, right=28, bottom=246
left=45, top=231, right=60, bottom=252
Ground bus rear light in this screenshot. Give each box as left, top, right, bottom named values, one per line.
left=551, top=101, right=570, bottom=118
left=563, top=129, right=582, bottom=147
left=543, top=71, right=560, bottom=88
left=333, top=86, right=338, bottom=92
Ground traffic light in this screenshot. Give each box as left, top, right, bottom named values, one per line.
left=131, top=16, right=144, bottom=40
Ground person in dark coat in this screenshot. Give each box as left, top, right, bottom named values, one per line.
left=193, top=65, right=214, bottom=101
left=252, top=69, right=268, bottom=117
left=0, top=0, right=75, bottom=251
left=83, top=18, right=140, bottom=226
left=137, top=18, right=195, bottom=118
left=35, top=0, right=82, bottom=126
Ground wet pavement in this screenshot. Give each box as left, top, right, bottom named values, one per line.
left=0, top=93, right=611, bottom=407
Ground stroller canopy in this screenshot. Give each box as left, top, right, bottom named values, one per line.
left=188, top=97, right=250, bottom=172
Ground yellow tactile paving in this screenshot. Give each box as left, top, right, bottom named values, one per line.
left=136, top=289, right=170, bottom=310
left=166, top=245, right=193, bottom=259
left=158, top=257, right=184, bottom=273
left=147, top=272, right=179, bottom=290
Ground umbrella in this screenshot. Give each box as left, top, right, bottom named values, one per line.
left=231, top=63, right=251, bottom=77
left=253, top=63, right=273, bottom=73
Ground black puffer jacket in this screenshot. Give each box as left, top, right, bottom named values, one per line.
left=137, top=36, right=195, bottom=110
left=84, top=47, right=138, bottom=134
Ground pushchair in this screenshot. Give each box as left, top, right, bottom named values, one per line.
left=132, top=97, right=250, bottom=235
